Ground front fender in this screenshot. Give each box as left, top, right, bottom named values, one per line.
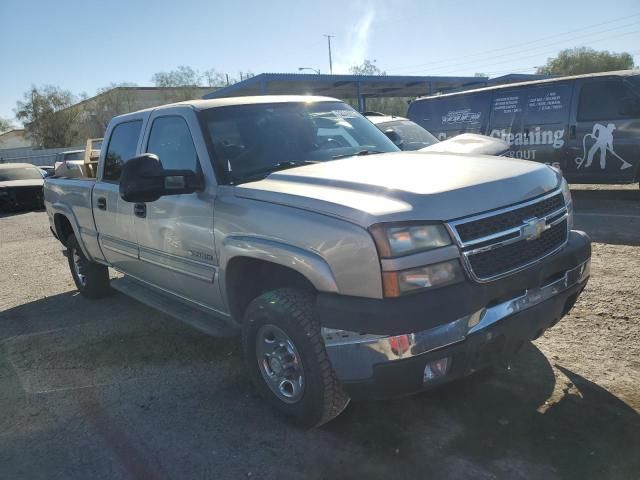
left=220, top=235, right=339, bottom=295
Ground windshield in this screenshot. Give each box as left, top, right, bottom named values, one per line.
left=0, top=166, right=44, bottom=181
left=200, top=101, right=399, bottom=183
left=377, top=119, right=439, bottom=150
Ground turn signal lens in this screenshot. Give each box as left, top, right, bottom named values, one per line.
left=383, top=260, right=464, bottom=297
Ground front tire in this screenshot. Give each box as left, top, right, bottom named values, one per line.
left=67, top=234, right=110, bottom=299
left=242, top=288, right=350, bottom=427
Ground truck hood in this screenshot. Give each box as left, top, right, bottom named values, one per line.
left=235, top=152, right=560, bottom=226
left=0, top=179, right=44, bottom=188
left=420, top=133, right=510, bottom=156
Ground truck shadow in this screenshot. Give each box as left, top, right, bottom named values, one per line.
left=316, top=344, right=640, bottom=479
left=0, top=292, right=637, bottom=479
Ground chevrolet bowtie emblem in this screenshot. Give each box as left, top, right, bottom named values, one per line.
left=521, top=217, right=548, bottom=241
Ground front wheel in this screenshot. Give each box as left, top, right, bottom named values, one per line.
left=67, top=234, right=111, bottom=299
left=242, top=288, right=350, bottom=427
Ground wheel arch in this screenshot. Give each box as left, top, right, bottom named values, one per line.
left=221, top=236, right=339, bottom=322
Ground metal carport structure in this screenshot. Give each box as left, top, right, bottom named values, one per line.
left=202, top=73, right=487, bottom=111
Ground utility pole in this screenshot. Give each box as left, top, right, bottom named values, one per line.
left=323, top=34, right=335, bottom=74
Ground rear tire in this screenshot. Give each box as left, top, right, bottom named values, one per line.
left=242, top=288, right=350, bottom=427
left=67, top=234, right=110, bottom=299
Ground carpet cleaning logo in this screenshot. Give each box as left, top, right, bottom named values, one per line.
left=489, top=127, right=565, bottom=149
left=575, top=123, right=631, bottom=170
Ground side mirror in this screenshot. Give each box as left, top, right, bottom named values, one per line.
left=119, top=153, right=204, bottom=203
left=619, top=97, right=640, bottom=116
left=384, top=129, right=404, bottom=150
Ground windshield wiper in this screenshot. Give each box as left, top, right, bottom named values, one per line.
left=231, top=160, right=318, bottom=184
left=332, top=149, right=385, bottom=160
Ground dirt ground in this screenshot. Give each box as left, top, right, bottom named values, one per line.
left=0, top=186, right=638, bottom=480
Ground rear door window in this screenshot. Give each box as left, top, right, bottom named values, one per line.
left=102, top=120, right=142, bottom=182
left=577, top=79, right=636, bottom=121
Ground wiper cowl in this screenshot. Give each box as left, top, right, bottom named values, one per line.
left=332, top=149, right=384, bottom=160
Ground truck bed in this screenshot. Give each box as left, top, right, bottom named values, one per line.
left=44, top=177, right=103, bottom=262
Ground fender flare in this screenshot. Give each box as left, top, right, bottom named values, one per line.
left=51, top=203, right=93, bottom=261
left=219, top=235, right=339, bottom=296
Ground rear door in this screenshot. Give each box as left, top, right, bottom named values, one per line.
left=567, top=76, right=640, bottom=183
left=93, top=118, right=144, bottom=273
left=487, top=88, right=525, bottom=158
left=134, top=107, right=224, bottom=311
left=520, top=83, right=572, bottom=170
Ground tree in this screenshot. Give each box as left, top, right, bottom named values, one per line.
left=15, top=86, right=82, bottom=148
left=202, top=69, right=227, bottom=87
left=0, top=117, right=13, bottom=133
left=536, top=47, right=635, bottom=76
left=152, top=65, right=201, bottom=87
left=349, top=59, right=386, bottom=76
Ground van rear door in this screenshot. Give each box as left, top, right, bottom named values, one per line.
left=520, top=84, right=572, bottom=171
left=567, top=77, right=640, bottom=183
left=487, top=88, right=525, bottom=158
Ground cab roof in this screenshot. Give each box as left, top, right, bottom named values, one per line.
left=111, top=95, right=344, bottom=124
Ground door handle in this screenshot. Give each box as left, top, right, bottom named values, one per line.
left=134, top=203, right=147, bottom=218
left=97, top=197, right=107, bottom=210
left=569, top=125, right=577, bottom=139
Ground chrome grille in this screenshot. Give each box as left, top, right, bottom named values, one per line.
left=448, top=189, right=569, bottom=282
left=467, top=220, right=568, bottom=279
left=455, top=193, right=564, bottom=243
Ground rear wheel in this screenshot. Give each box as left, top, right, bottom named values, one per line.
left=242, top=288, right=350, bottom=427
left=67, top=234, right=110, bottom=299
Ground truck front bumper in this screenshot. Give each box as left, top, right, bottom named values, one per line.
left=316, top=230, right=591, bottom=399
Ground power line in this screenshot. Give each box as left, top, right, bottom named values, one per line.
left=399, top=27, right=640, bottom=76
left=385, top=12, right=640, bottom=74
left=483, top=49, right=640, bottom=77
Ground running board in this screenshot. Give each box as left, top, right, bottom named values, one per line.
left=111, top=276, right=238, bottom=337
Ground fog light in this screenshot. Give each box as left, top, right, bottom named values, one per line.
left=423, top=357, right=450, bottom=383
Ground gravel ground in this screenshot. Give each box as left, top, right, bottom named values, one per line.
left=0, top=187, right=638, bottom=480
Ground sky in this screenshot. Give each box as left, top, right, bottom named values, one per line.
left=1, top=0, right=639, bottom=123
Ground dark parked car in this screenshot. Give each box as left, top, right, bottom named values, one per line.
left=0, top=163, right=45, bottom=211
left=407, top=70, right=640, bottom=184
left=39, top=166, right=55, bottom=177
left=366, top=114, right=439, bottom=150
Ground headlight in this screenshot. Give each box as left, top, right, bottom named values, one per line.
left=383, top=259, right=465, bottom=296
left=560, top=178, right=574, bottom=230
left=370, top=223, right=452, bottom=257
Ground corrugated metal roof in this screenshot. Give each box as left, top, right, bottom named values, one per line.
left=203, top=73, right=486, bottom=100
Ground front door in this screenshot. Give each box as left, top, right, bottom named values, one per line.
left=566, top=77, right=640, bottom=183
left=93, top=119, right=144, bottom=273
left=133, top=109, right=224, bottom=312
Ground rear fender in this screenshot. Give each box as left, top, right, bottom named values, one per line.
left=50, top=202, right=93, bottom=261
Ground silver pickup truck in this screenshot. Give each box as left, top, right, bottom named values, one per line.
left=45, top=96, right=591, bottom=426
